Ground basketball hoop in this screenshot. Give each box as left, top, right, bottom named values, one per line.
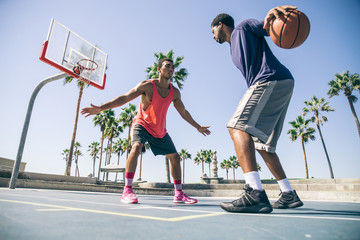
left=73, top=59, right=98, bottom=74
left=73, top=59, right=98, bottom=85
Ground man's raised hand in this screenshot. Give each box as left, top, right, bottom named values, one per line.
left=81, top=104, right=102, bottom=118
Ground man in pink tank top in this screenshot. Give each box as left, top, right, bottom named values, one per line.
left=81, top=58, right=211, bottom=204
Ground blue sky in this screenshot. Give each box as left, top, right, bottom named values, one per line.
left=0, top=0, right=359, bottom=183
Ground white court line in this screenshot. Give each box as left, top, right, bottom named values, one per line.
left=0, top=190, right=221, bottom=214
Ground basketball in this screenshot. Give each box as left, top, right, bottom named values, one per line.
left=269, top=9, right=310, bottom=49
left=73, top=65, right=82, bottom=75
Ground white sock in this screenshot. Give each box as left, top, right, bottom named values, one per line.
left=277, top=178, right=293, bottom=192
left=244, top=171, right=263, bottom=190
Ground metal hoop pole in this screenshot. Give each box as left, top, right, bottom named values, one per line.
left=9, top=72, right=69, bottom=189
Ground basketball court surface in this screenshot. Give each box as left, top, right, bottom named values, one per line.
left=0, top=188, right=359, bottom=240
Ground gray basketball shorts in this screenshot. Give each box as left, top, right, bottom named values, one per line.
left=227, top=79, right=294, bottom=153
left=131, top=124, right=177, bottom=156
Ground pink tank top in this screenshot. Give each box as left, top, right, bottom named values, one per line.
left=132, top=80, right=174, bottom=138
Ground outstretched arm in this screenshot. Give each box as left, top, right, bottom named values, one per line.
left=81, top=81, right=147, bottom=117
left=173, top=89, right=211, bottom=136
left=263, top=5, right=298, bottom=31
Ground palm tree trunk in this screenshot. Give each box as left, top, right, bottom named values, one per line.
left=97, top=131, right=105, bottom=180
left=301, top=138, right=309, bottom=179
left=106, top=139, right=113, bottom=181
left=165, top=157, right=171, bottom=183
left=76, top=161, right=80, bottom=177
left=138, top=152, right=143, bottom=181
left=201, top=161, right=204, bottom=176
left=103, top=141, right=110, bottom=181
left=115, top=153, right=121, bottom=182
left=92, top=157, right=96, bottom=177
left=65, top=84, right=84, bottom=176
left=233, top=167, right=235, bottom=181
left=126, top=127, right=131, bottom=159
left=75, top=158, right=79, bottom=176
left=182, top=158, right=185, bottom=184
left=316, top=124, right=334, bottom=179
left=347, top=97, right=360, bottom=137
left=226, top=169, right=228, bottom=180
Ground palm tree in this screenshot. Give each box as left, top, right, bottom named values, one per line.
left=204, top=150, right=213, bottom=177
left=145, top=50, right=188, bottom=183
left=64, top=77, right=89, bottom=176
left=122, top=138, right=131, bottom=160
left=303, top=96, right=335, bottom=179
left=328, top=70, right=360, bottom=137
left=220, top=159, right=232, bottom=180
left=74, top=149, right=82, bottom=177
left=119, top=104, right=137, bottom=159
left=194, top=150, right=206, bottom=177
left=229, top=155, right=239, bottom=181
left=113, top=138, right=126, bottom=181
left=104, top=118, right=123, bottom=165
left=61, top=149, right=69, bottom=162
left=179, top=149, right=192, bottom=183
left=113, top=138, right=126, bottom=166
left=103, top=117, right=123, bottom=182
left=72, top=141, right=82, bottom=177
left=288, top=116, right=316, bottom=179
left=88, top=142, right=100, bottom=177
left=93, top=109, right=115, bottom=179
left=137, top=142, right=150, bottom=181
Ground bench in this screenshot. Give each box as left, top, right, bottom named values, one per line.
left=100, top=164, right=125, bottom=182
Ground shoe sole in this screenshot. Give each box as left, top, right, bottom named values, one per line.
left=220, top=202, right=273, bottom=213
left=272, top=201, right=303, bottom=209
left=173, top=200, right=198, bottom=204
left=121, top=199, right=138, bottom=204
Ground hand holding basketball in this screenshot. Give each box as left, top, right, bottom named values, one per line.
left=264, top=6, right=310, bottom=49
left=263, top=5, right=298, bottom=30
left=81, top=104, right=102, bottom=117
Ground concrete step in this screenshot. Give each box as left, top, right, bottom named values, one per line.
left=138, top=182, right=360, bottom=192
left=0, top=170, right=97, bottom=184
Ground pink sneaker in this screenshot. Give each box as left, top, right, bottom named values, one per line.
left=173, top=192, right=198, bottom=204
left=121, top=189, right=138, bottom=204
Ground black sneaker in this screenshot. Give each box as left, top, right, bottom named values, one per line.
left=220, top=184, right=273, bottom=213
left=272, top=190, right=304, bottom=209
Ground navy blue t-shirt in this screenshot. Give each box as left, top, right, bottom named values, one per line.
left=230, top=19, right=293, bottom=87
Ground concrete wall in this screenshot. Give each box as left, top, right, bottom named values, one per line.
left=0, top=157, right=26, bottom=172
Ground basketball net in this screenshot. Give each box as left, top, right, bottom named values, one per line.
left=74, top=59, right=98, bottom=85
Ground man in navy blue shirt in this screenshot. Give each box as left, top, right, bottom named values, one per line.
left=211, top=5, right=303, bottom=213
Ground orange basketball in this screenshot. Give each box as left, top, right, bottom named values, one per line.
left=269, top=9, right=310, bottom=49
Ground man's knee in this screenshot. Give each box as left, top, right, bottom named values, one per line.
left=228, top=127, right=249, bottom=139
left=167, top=153, right=180, bottom=164
left=131, top=142, right=143, bottom=155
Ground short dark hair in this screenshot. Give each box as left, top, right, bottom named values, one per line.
left=158, top=58, right=173, bottom=68
left=211, top=13, right=234, bottom=28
